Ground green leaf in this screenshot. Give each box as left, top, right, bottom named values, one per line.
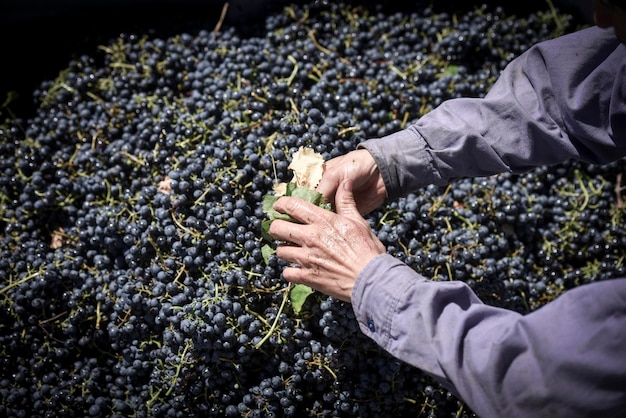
left=262, top=194, right=293, bottom=223
left=261, top=185, right=329, bottom=245
left=261, top=218, right=274, bottom=243
left=290, top=184, right=325, bottom=205
left=441, top=65, right=459, bottom=77
left=290, top=284, right=314, bottom=315
left=262, top=193, right=279, bottom=212
left=261, top=243, right=275, bottom=264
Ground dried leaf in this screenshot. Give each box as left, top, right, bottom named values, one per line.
left=158, top=176, right=172, bottom=194
left=50, top=228, right=65, bottom=249
left=273, top=181, right=287, bottom=196
left=288, top=146, right=324, bottom=188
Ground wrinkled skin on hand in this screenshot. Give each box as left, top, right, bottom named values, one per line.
left=316, top=149, right=387, bottom=216
left=268, top=179, right=386, bottom=302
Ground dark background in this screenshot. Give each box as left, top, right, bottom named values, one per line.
left=0, top=0, right=292, bottom=118
left=0, top=0, right=593, bottom=119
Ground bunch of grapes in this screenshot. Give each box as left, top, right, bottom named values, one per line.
left=2, top=1, right=623, bottom=417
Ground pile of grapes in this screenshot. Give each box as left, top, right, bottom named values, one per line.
left=2, top=1, right=624, bottom=417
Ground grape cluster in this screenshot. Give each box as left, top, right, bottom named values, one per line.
left=1, top=1, right=622, bottom=417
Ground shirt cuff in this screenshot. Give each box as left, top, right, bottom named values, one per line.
left=358, top=126, right=436, bottom=201
left=351, top=253, right=426, bottom=349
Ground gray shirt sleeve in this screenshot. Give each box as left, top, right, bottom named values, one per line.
left=352, top=254, right=626, bottom=418
left=359, top=26, right=626, bottom=201
left=351, top=26, right=626, bottom=417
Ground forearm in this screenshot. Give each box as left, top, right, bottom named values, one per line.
left=360, top=26, right=626, bottom=200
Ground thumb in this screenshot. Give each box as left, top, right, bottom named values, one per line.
left=334, top=179, right=361, bottom=219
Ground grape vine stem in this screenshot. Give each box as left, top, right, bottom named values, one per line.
left=254, top=283, right=292, bottom=349
left=166, top=340, right=192, bottom=397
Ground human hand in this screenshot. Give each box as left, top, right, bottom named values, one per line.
left=268, top=179, right=386, bottom=302
left=316, top=149, right=387, bottom=216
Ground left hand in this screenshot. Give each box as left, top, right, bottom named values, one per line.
left=268, top=179, right=386, bottom=302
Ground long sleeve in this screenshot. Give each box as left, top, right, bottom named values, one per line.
left=360, top=26, right=626, bottom=201
left=352, top=254, right=626, bottom=418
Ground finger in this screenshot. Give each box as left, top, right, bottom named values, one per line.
left=268, top=218, right=305, bottom=245
left=281, top=265, right=307, bottom=285
left=281, top=262, right=351, bottom=303
left=316, top=154, right=352, bottom=205
left=281, top=266, right=330, bottom=298
left=275, top=245, right=319, bottom=285
left=334, top=179, right=361, bottom=219
left=272, top=196, right=333, bottom=225
left=315, top=166, right=340, bottom=204
left=275, top=241, right=305, bottom=264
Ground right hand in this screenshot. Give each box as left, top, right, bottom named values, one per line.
left=316, top=149, right=387, bottom=215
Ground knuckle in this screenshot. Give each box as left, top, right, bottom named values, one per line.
left=268, top=218, right=284, bottom=235
left=301, top=231, right=319, bottom=247
left=284, top=196, right=304, bottom=211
